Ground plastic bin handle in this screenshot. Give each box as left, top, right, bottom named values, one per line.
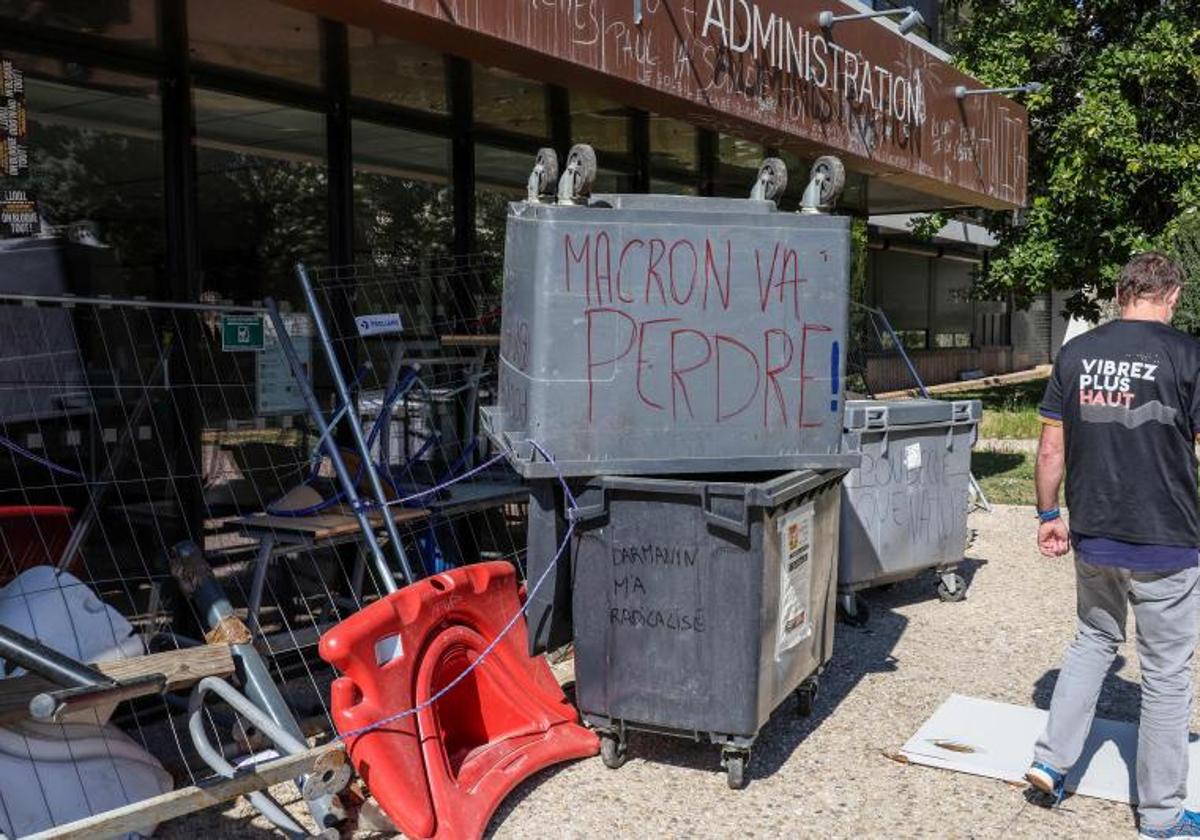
left=863, top=406, right=889, bottom=429
left=700, top=485, right=751, bottom=537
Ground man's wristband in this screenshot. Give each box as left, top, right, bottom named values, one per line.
left=1037, top=507, right=1061, bottom=523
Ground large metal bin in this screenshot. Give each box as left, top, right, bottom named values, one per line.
left=533, top=469, right=844, bottom=788
left=837, top=399, right=982, bottom=621
left=483, top=194, right=856, bottom=478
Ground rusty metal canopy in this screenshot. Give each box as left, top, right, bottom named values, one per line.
left=290, top=0, right=1028, bottom=211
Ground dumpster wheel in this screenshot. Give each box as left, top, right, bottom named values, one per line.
left=599, top=731, right=627, bottom=769
left=937, top=572, right=968, bottom=603
left=722, top=748, right=749, bottom=790
left=795, top=676, right=819, bottom=718
left=836, top=593, right=870, bottom=626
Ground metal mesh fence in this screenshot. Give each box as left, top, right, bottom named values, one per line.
left=0, top=250, right=525, bottom=834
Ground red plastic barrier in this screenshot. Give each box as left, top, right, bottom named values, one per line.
left=320, top=562, right=598, bottom=840
left=0, top=506, right=74, bottom=585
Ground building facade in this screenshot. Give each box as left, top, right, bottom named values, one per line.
left=0, top=0, right=1037, bottom=389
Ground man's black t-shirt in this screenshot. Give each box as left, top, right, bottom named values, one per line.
left=1040, top=319, right=1200, bottom=547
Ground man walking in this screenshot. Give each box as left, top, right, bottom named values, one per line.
left=1026, top=252, right=1200, bottom=838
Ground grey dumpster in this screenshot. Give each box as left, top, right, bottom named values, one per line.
left=482, top=193, right=857, bottom=478
left=536, top=469, right=844, bottom=788
left=837, top=399, right=982, bottom=621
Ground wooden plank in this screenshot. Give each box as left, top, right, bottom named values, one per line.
left=25, top=744, right=342, bottom=840
left=440, top=333, right=500, bottom=347
left=0, top=645, right=235, bottom=725
left=874, top=364, right=1051, bottom=399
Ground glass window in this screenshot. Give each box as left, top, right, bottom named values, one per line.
left=0, top=0, right=157, bottom=46
left=473, top=65, right=546, bottom=137
left=4, top=55, right=164, bottom=297
left=651, top=179, right=699, bottom=196
left=933, top=332, right=972, bottom=349
left=882, top=330, right=928, bottom=351
left=353, top=120, right=452, bottom=264
left=713, top=133, right=764, bottom=197
left=649, top=114, right=696, bottom=172
left=475, top=143, right=537, bottom=270
left=348, top=27, right=447, bottom=113
left=571, top=92, right=630, bottom=154
left=595, top=169, right=635, bottom=193
left=718, top=133, right=763, bottom=169
left=188, top=0, right=321, bottom=87
left=193, top=89, right=326, bottom=301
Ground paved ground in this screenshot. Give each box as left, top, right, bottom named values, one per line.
left=164, top=504, right=1170, bottom=839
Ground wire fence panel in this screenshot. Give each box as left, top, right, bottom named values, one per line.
left=297, top=257, right=525, bottom=582
left=0, top=250, right=528, bottom=834
left=0, top=290, right=344, bottom=834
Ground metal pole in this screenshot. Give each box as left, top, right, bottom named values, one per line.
left=865, top=304, right=993, bottom=511
left=0, top=625, right=112, bottom=688
left=871, top=305, right=931, bottom=398
left=264, top=300, right=400, bottom=593
left=169, top=541, right=343, bottom=832
left=293, top=264, right=418, bottom=584
left=0, top=292, right=267, bottom=314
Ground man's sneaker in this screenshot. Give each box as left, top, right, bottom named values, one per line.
left=1024, top=760, right=1066, bottom=803
left=1140, top=810, right=1200, bottom=839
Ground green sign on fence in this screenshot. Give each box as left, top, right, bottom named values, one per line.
left=220, top=314, right=265, bottom=352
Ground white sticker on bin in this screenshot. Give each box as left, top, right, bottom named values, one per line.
left=904, top=442, right=922, bottom=471
left=356, top=313, right=404, bottom=336
left=776, top=503, right=815, bottom=658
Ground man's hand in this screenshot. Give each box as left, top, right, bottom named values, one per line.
left=1038, top=518, right=1070, bottom=557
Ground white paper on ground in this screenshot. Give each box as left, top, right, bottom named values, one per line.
left=901, top=694, right=1200, bottom=808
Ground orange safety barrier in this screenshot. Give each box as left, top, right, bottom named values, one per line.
left=320, top=561, right=598, bottom=839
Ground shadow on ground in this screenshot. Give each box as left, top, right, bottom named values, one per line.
left=491, top=572, right=935, bottom=816
left=1033, top=655, right=1141, bottom=721
left=971, top=451, right=1027, bottom=478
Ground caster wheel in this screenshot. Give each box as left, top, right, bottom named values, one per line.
left=558, top=143, right=597, bottom=202
left=529, top=147, right=559, bottom=197
left=837, top=593, right=870, bottom=626
left=752, top=157, right=788, bottom=202
left=723, top=750, right=749, bottom=790
left=937, top=573, right=968, bottom=603
left=599, top=732, right=627, bottom=769
left=795, top=679, right=819, bottom=718
left=811, top=155, right=846, bottom=206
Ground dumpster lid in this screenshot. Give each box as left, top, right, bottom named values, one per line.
left=843, top=399, right=982, bottom=431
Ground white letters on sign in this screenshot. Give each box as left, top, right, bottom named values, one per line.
left=355, top=313, right=404, bottom=336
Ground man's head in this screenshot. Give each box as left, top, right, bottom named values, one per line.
left=1117, top=251, right=1186, bottom=322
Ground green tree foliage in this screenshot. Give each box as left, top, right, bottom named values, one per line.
left=944, top=0, right=1200, bottom=320
left=1164, top=209, right=1200, bottom=334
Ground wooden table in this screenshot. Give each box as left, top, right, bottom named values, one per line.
left=232, top=505, right=430, bottom=639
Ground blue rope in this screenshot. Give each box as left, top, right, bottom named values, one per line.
left=266, top=367, right=420, bottom=517
left=0, top=434, right=86, bottom=480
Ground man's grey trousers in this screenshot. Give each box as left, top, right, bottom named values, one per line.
left=1034, top=559, right=1200, bottom=830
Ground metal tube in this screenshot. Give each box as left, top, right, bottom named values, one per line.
left=31, top=673, right=166, bottom=723
left=869, top=305, right=931, bottom=398
left=0, top=625, right=112, bottom=689
left=0, top=292, right=268, bottom=314
left=169, top=541, right=343, bottom=831
left=264, top=299, right=399, bottom=594
left=294, top=264, right=418, bottom=585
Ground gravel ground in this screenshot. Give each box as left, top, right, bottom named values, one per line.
left=162, top=504, right=1173, bottom=839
